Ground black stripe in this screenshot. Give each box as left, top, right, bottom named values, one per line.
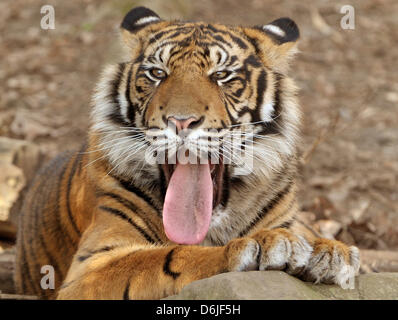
left=120, top=180, right=161, bottom=213
left=20, top=241, right=36, bottom=294
left=223, top=100, right=238, bottom=125
left=77, top=246, right=115, bottom=262
left=148, top=26, right=193, bottom=44
left=254, top=70, right=267, bottom=123
left=125, top=64, right=136, bottom=125
left=18, top=254, right=28, bottom=293
left=76, top=142, right=87, bottom=175
left=163, top=248, right=181, bottom=280
left=227, top=77, right=246, bottom=98
left=65, top=151, right=83, bottom=237
left=225, top=95, right=239, bottom=112
left=211, top=34, right=233, bottom=48
left=158, top=166, right=167, bottom=201
left=139, top=88, right=155, bottom=127
left=243, top=54, right=262, bottom=68
left=257, top=73, right=283, bottom=135
left=245, top=35, right=261, bottom=55
left=109, top=173, right=162, bottom=215
left=239, top=182, right=293, bottom=237
left=29, top=171, right=50, bottom=294
left=99, top=206, right=156, bottom=244
left=123, top=280, right=131, bottom=300
left=168, top=49, right=185, bottom=66
left=266, top=195, right=296, bottom=229
left=273, top=73, right=283, bottom=126
left=55, top=154, right=78, bottom=247
left=20, top=199, right=38, bottom=294
left=220, top=165, right=230, bottom=207
left=37, top=232, right=60, bottom=279
left=107, top=62, right=129, bottom=126
left=166, top=28, right=196, bottom=42
left=206, top=24, right=248, bottom=49
left=98, top=191, right=162, bottom=242
left=273, top=218, right=294, bottom=230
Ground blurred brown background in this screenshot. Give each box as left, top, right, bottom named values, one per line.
left=0, top=0, right=397, bottom=284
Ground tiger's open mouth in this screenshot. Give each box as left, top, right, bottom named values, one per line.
left=161, top=157, right=224, bottom=245
left=162, top=160, right=224, bottom=208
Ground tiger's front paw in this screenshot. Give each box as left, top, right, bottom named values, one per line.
left=223, top=230, right=360, bottom=290
left=224, top=228, right=313, bottom=274
left=225, top=238, right=261, bottom=272
left=302, top=239, right=360, bottom=289
left=251, top=228, right=313, bottom=274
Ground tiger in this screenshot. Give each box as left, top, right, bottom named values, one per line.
left=14, top=6, right=360, bottom=300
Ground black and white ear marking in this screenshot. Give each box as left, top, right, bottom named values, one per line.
left=121, top=6, right=161, bottom=33
left=261, top=18, right=299, bottom=44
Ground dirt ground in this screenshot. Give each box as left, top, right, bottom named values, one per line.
left=0, top=0, right=397, bottom=252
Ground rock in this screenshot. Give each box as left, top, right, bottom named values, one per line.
left=165, top=271, right=324, bottom=300
left=165, top=271, right=398, bottom=300
left=0, top=137, right=41, bottom=227
left=357, top=273, right=398, bottom=300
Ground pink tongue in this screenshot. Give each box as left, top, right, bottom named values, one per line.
left=163, top=163, right=213, bottom=244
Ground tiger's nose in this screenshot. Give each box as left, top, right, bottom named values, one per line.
left=166, top=116, right=204, bottom=132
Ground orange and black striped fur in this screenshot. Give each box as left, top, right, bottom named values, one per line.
left=15, top=7, right=359, bottom=299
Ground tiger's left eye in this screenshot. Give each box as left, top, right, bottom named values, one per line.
left=212, top=70, right=229, bottom=80
left=150, top=68, right=167, bottom=79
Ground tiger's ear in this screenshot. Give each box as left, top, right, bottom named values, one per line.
left=243, top=17, right=300, bottom=72
left=121, top=7, right=161, bottom=34
left=120, top=7, right=165, bottom=52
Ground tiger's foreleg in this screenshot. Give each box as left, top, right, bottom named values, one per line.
left=56, top=198, right=260, bottom=299
left=248, top=226, right=360, bottom=289
left=57, top=240, right=260, bottom=300
left=57, top=195, right=360, bottom=299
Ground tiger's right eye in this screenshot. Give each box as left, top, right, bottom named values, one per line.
left=213, top=70, right=229, bottom=80
left=150, top=68, right=167, bottom=79
left=211, top=70, right=232, bottom=82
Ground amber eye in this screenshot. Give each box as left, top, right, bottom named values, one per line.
left=149, top=68, right=167, bottom=79
left=212, top=70, right=230, bottom=80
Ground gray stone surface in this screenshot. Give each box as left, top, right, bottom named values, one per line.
left=165, top=271, right=398, bottom=300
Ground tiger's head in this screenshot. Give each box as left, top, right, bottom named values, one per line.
left=91, top=7, right=301, bottom=244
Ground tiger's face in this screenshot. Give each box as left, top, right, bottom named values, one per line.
left=91, top=7, right=301, bottom=244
